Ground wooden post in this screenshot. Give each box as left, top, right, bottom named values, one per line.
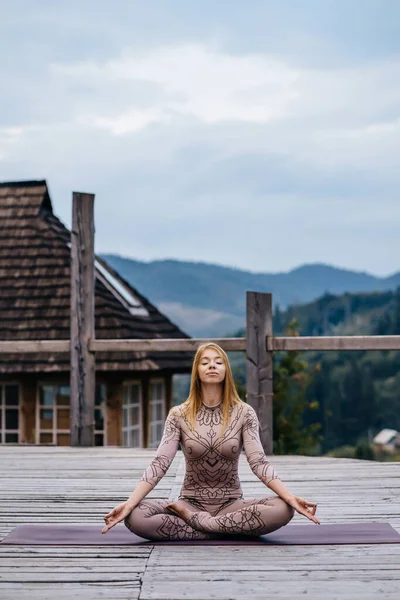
left=70, top=192, right=95, bottom=446
left=246, top=291, right=273, bottom=454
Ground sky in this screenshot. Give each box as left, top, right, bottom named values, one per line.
left=1, top=0, right=400, bottom=276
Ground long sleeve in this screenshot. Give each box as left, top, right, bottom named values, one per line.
left=140, top=409, right=181, bottom=487
left=242, top=404, right=279, bottom=485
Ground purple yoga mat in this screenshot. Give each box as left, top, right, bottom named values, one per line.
left=1, top=522, right=399, bottom=546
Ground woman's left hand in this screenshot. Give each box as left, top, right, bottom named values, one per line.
left=286, top=495, right=320, bottom=524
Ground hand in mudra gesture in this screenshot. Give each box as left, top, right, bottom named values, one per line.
left=102, top=501, right=134, bottom=534
left=287, top=495, right=320, bottom=524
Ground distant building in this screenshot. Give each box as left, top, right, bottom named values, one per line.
left=372, top=429, right=400, bottom=453
left=0, top=180, right=192, bottom=447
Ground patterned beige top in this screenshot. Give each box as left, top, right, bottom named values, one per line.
left=141, top=401, right=279, bottom=503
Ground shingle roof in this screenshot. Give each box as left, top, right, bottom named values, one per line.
left=0, top=180, right=192, bottom=373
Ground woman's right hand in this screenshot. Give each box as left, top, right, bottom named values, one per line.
left=102, top=501, right=134, bottom=534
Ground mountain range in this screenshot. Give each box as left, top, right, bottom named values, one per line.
left=101, top=254, right=400, bottom=336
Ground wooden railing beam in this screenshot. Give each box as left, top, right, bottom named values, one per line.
left=89, top=338, right=247, bottom=353
left=0, top=335, right=400, bottom=354
left=269, top=335, right=400, bottom=352
left=2, top=335, right=400, bottom=354
left=0, top=341, right=70, bottom=353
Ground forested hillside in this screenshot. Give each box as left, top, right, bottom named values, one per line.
left=235, top=288, right=400, bottom=453
left=284, top=290, right=400, bottom=451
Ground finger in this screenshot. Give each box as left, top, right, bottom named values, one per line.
left=104, top=514, right=114, bottom=521
left=102, top=517, right=120, bottom=533
left=104, top=516, right=125, bottom=530
left=299, top=507, right=320, bottom=525
left=308, top=514, right=320, bottom=525
left=306, top=512, right=320, bottom=525
left=305, top=505, right=317, bottom=516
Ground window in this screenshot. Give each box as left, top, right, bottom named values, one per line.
left=36, top=383, right=106, bottom=445
left=122, top=382, right=142, bottom=447
left=148, top=379, right=166, bottom=448
left=95, top=260, right=149, bottom=317
left=0, top=383, right=20, bottom=444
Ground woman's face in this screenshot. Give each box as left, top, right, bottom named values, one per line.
left=198, top=348, right=226, bottom=384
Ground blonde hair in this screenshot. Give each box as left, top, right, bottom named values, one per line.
left=181, top=342, right=243, bottom=429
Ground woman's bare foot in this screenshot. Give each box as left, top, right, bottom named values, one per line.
left=166, top=502, right=194, bottom=522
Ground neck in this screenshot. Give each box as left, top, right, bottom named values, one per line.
left=201, top=382, right=223, bottom=407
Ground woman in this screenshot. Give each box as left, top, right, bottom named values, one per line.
left=102, top=343, right=320, bottom=540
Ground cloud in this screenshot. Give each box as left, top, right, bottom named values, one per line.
left=46, top=43, right=400, bottom=133
left=4, top=41, right=400, bottom=148
left=0, top=6, right=399, bottom=277
left=0, top=127, right=26, bottom=160
left=49, top=44, right=298, bottom=133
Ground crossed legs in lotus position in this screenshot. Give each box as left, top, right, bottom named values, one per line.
left=124, top=496, right=294, bottom=541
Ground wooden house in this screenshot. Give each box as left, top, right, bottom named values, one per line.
left=372, top=429, right=400, bottom=453
left=0, top=180, right=192, bottom=447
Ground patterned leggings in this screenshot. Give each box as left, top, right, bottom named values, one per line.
left=124, top=496, right=294, bottom=541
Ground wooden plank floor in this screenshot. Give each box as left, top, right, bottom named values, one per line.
left=0, top=447, right=399, bottom=600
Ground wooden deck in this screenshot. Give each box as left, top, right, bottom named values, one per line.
left=0, top=447, right=399, bottom=600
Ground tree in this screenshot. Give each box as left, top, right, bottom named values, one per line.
left=272, top=320, right=322, bottom=455
left=393, top=288, right=400, bottom=334
left=232, top=320, right=322, bottom=455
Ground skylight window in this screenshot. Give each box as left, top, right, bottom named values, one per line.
left=95, top=260, right=149, bottom=317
